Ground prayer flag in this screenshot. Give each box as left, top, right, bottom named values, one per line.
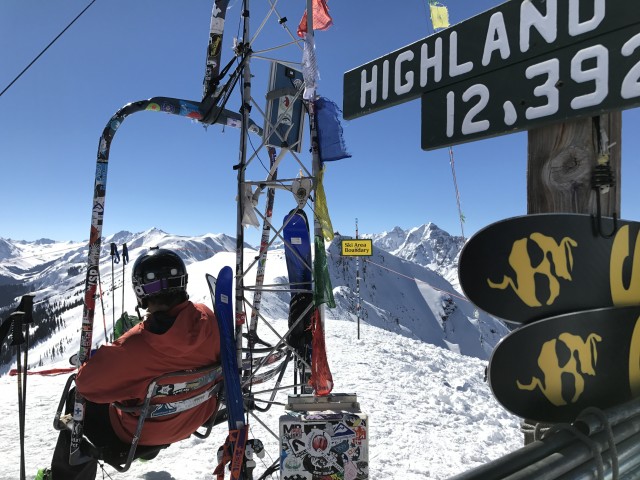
left=297, top=0, right=333, bottom=37
left=314, top=235, right=336, bottom=308
left=316, top=96, right=351, bottom=163
left=315, top=167, right=334, bottom=242
left=430, top=4, right=450, bottom=29
left=308, top=308, right=334, bottom=396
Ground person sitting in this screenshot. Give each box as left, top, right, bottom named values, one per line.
left=41, top=247, right=220, bottom=480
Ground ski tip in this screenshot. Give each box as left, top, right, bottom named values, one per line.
left=217, top=265, right=233, bottom=279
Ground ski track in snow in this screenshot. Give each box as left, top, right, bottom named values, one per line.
left=0, top=318, right=522, bottom=480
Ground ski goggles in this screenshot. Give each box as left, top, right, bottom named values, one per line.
left=139, top=275, right=188, bottom=296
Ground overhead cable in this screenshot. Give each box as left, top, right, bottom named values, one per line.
left=0, top=0, right=98, bottom=98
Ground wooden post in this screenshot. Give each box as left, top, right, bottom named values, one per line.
left=527, top=113, right=622, bottom=216
left=521, top=112, right=622, bottom=445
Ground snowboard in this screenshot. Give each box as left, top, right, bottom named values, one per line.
left=488, top=305, right=640, bottom=423
left=458, top=213, right=640, bottom=324
left=283, top=209, right=313, bottom=389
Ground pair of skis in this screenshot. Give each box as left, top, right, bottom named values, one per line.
left=206, top=206, right=314, bottom=479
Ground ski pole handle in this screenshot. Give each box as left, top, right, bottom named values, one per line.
left=10, top=312, right=25, bottom=346
left=17, top=294, right=35, bottom=325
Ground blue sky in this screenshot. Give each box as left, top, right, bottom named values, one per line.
left=1, top=0, right=639, bottom=246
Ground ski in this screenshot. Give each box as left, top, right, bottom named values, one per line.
left=207, top=270, right=249, bottom=480
left=9, top=367, right=75, bottom=377
left=244, top=348, right=286, bottom=374
left=283, top=208, right=314, bottom=392
left=247, top=146, right=279, bottom=347
left=202, top=0, right=231, bottom=101
left=147, top=383, right=221, bottom=419
left=489, top=305, right=640, bottom=423
left=244, top=358, right=288, bottom=386
left=459, top=213, right=640, bottom=324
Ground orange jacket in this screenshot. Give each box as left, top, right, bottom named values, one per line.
left=76, top=301, right=221, bottom=446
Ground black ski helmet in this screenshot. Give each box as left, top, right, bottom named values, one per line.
left=131, top=248, right=188, bottom=308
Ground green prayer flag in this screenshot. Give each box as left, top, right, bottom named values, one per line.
left=314, top=235, right=335, bottom=308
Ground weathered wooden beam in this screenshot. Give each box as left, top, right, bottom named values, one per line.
left=527, top=113, right=621, bottom=216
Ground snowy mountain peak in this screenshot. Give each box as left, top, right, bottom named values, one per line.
left=0, top=238, right=19, bottom=260
left=104, top=230, right=135, bottom=245
left=33, top=238, right=57, bottom=246
left=144, top=226, right=168, bottom=236
left=362, top=226, right=406, bottom=251
left=365, top=223, right=466, bottom=291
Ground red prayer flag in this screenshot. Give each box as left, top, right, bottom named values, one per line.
left=297, top=0, right=333, bottom=37
left=308, top=308, right=334, bottom=396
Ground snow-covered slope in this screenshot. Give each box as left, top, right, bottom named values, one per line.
left=0, top=225, right=521, bottom=479
left=327, top=236, right=507, bottom=359
left=0, top=229, right=239, bottom=304
left=0, top=314, right=522, bottom=480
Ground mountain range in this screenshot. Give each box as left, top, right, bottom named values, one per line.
left=0, top=222, right=508, bottom=371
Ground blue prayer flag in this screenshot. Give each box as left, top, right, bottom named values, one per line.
left=315, top=97, right=351, bottom=163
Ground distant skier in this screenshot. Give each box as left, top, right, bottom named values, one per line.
left=39, top=248, right=221, bottom=480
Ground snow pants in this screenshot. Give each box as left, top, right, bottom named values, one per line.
left=50, top=388, right=125, bottom=480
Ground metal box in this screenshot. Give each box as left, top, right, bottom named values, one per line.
left=279, top=393, right=369, bottom=480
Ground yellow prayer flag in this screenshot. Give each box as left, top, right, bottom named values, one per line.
left=316, top=167, right=334, bottom=242
left=430, top=4, right=450, bottom=29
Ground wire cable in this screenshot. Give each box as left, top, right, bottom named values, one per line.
left=327, top=250, right=469, bottom=303
left=0, top=0, right=98, bottom=98
left=449, top=146, right=466, bottom=241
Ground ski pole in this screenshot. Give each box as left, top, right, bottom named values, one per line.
left=97, top=270, right=109, bottom=343
left=14, top=295, right=34, bottom=480
left=10, top=311, right=26, bottom=480
left=16, top=295, right=34, bottom=424
left=110, top=243, right=120, bottom=335
left=121, top=243, right=129, bottom=316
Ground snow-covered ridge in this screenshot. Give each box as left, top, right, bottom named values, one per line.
left=365, top=222, right=466, bottom=292
left=0, top=229, right=239, bottom=285
left=327, top=234, right=506, bottom=359
left=1, top=223, right=506, bottom=361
